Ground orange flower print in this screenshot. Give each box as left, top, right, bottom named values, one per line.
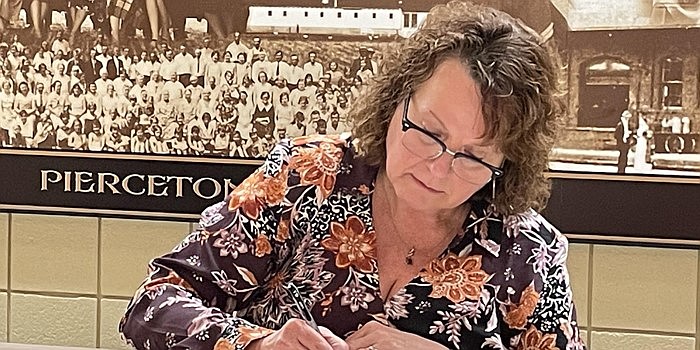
left=228, top=170, right=266, bottom=219
left=275, top=217, right=290, bottom=242
left=230, top=326, right=275, bottom=348
left=214, top=338, right=235, bottom=350
left=503, top=282, right=541, bottom=329
left=321, top=216, right=376, bottom=273
left=289, top=141, right=344, bottom=199
left=519, top=325, right=559, bottom=350
left=358, top=184, right=371, bottom=195
left=229, top=167, right=289, bottom=219
left=254, top=234, right=273, bottom=257
left=419, top=254, right=490, bottom=303
left=264, top=165, right=288, bottom=206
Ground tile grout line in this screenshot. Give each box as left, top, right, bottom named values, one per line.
left=96, top=217, right=102, bottom=348
left=587, top=326, right=695, bottom=338
left=586, top=244, right=594, bottom=347
left=5, top=213, right=11, bottom=343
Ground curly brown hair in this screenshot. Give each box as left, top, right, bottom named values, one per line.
left=349, top=0, right=564, bottom=216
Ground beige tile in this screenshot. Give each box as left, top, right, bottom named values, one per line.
left=592, top=245, right=697, bottom=333
left=100, top=299, right=132, bottom=350
left=101, top=219, right=190, bottom=297
left=0, top=292, right=6, bottom=342
left=566, top=242, right=589, bottom=327
left=0, top=213, right=7, bottom=290
left=590, top=331, right=695, bottom=350
left=10, top=293, right=97, bottom=347
left=11, top=214, right=98, bottom=294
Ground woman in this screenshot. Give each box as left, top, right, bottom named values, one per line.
left=86, top=120, right=106, bottom=151
left=0, top=80, right=15, bottom=145
left=130, top=125, right=150, bottom=153
left=252, top=90, right=275, bottom=138
left=66, top=119, right=86, bottom=150
left=120, top=2, right=585, bottom=350
left=148, top=125, right=169, bottom=154
left=67, top=83, right=87, bottom=120
left=33, top=110, right=56, bottom=149
left=34, top=64, right=53, bottom=96
left=328, top=60, right=343, bottom=88
left=275, top=92, right=294, bottom=132
left=13, top=81, right=35, bottom=117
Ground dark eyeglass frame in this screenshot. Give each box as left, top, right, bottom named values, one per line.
left=400, top=94, right=505, bottom=178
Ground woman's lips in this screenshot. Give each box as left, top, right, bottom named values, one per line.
left=410, top=175, right=442, bottom=193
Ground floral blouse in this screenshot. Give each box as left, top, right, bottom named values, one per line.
left=120, top=134, right=586, bottom=350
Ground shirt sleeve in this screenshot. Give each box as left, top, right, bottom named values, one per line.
left=517, top=229, right=587, bottom=350
left=120, top=135, right=349, bottom=350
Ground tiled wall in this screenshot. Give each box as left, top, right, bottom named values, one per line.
left=0, top=213, right=193, bottom=349
left=0, top=212, right=698, bottom=349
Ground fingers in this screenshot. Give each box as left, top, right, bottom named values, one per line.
left=345, top=321, right=382, bottom=350
left=286, top=319, right=334, bottom=350
left=319, top=326, right=350, bottom=350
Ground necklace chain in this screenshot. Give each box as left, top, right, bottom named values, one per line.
left=375, top=175, right=464, bottom=266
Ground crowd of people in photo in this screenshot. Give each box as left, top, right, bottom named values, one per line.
left=0, top=29, right=386, bottom=158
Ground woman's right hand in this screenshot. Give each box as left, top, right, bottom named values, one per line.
left=247, top=318, right=349, bottom=350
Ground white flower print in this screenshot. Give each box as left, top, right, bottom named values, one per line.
left=507, top=242, right=521, bottom=256
left=199, top=201, right=227, bottom=228
left=504, top=267, right=514, bottom=281
left=145, top=285, right=165, bottom=300
left=450, top=300, right=480, bottom=320
left=481, top=334, right=506, bottom=349
left=195, top=330, right=210, bottom=341
left=384, top=287, right=415, bottom=320
left=527, top=244, right=552, bottom=276
left=193, top=272, right=204, bottom=282
left=504, top=210, right=540, bottom=238
left=429, top=310, right=471, bottom=348
left=186, top=255, right=201, bottom=266
left=340, top=281, right=375, bottom=312
left=213, top=229, right=249, bottom=259
left=164, top=332, right=177, bottom=348
left=144, top=306, right=154, bottom=322
left=415, top=300, right=431, bottom=313
left=212, top=270, right=239, bottom=296
left=142, top=338, right=150, bottom=350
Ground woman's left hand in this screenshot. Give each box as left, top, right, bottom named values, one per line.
left=345, top=321, right=448, bottom=350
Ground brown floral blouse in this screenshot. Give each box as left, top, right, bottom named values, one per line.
left=120, top=134, right=586, bottom=350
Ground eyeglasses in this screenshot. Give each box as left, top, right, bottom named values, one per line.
left=400, top=94, right=504, bottom=183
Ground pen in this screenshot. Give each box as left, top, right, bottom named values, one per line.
left=287, top=282, right=321, bottom=333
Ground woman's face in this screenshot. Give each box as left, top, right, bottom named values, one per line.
left=329, top=61, right=337, bottom=70
left=19, top=84, right=28, bottom=94
left=383, top=58, right=504, bottom=213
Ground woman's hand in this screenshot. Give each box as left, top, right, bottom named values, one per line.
left=345, top=321, right=448, bottom=350
left=247, top=318, right=349, bottom=350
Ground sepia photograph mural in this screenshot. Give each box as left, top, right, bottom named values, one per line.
left=0, top=0, right=698, bottom=220
left=0, top=0, right=698, bottom=174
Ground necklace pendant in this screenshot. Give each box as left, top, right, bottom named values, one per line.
left=405, top=247, right=416, bottom=265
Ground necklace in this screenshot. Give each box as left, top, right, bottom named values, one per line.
left=375, top=173, right=463, bottom=266
left=405, top=247, right=416, bottom=265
